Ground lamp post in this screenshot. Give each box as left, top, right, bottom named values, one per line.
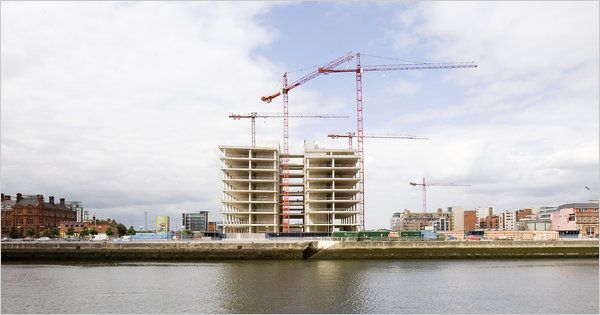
left=181, top=225, right=185, bottom=241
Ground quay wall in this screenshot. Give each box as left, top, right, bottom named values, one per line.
left=1, top=240, right=597, bottom=261
left=1, top=241, right=309, bottom=261
left=310, top=240, right=599, bottom=259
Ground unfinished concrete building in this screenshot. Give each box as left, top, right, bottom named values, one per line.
left=220, top=146, right=279, bottom=233
left=220, top=142, right=360, bottom=233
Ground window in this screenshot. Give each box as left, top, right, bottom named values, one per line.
left=27, top=208, right=32, bottom=215
left=17, top=218, right=23, bottom=225
left=27, top=217, right=33, bottom=225
left=568, top=214, right=576, bottom=222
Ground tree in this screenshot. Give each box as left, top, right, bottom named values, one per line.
left=126, top=226, right=136, bottom=235
left=66, top=227, right=75, bottom=237
left=50, top=227, right=60, bottom=238
left=117, top=224, right=127, bottom=236
left=105, top=227, right=114, bottom=237
left=9, top=227, right=18, bottom=239
left=41, top=228, right=52, bottom=238
left=80, top=227, right=90, bottom=237
left=89, top=228, right=98, bottom=236
left=26, top=228, right=35, bottom=238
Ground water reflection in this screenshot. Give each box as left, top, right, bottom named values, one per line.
left=1, top=260, right=598, bottom=314
left=215, top=260, right=370, bottom=313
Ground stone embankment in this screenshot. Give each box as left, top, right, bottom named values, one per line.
left=1, top=240, right=597, bottom=261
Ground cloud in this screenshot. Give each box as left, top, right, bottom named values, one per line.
left=367, top=1, right=599, bottom=224
left=1, top=2, right=281, bottom=226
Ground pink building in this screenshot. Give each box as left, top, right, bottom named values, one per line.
left=551, top=202, right=599, bottom=237
left=551, top=208, right=577, bottom=231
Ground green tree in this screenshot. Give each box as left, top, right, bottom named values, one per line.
left=50, top=227, right=59, bottom=238
left=9, top=227, right=18, bottom=239
left=105, top=227, right=114, bottom=237
left=80, top=227, right=90, bottom=237
left=66, top=227, right=75, bottom=237
left=26, top=227, right=35, bottom=238
left=89, top=228, right=98, bottom=236
left=41, top=228, right=52, bottom=238
left=117, top=224, right=127, bottom=236
left=126, top=226, right=136, bottom=235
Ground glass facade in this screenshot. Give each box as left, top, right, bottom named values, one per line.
left=182, top=211, right=209, bottom=232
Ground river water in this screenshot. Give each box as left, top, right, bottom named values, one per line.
left=1, top=259, right=598, bottom=314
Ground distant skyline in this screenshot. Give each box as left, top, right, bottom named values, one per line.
left=1, top=2, right=598, bottom=230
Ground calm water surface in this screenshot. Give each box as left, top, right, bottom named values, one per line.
left=2, top=259, right=598, bottom=314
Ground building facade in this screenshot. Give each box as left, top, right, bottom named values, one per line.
left=449, top=206, right=464, bottom=231
left=551, top=202, right=599, bottom=237
left=59, top=219, right=119, bottom=237
left=182, top=211, right=209, bottom=232
left=389, top=209, right=450, bottom=231
left=64, top=201, right=88, bottom=222
left=499, top=211, right=516, bottom=230
left=1, top=193, right=77, bottom=238
left=464, top=210, right=478, bottom=231
left=156, top=215, right=170, bottom=233
left=220, top=143, right=361, bottom=233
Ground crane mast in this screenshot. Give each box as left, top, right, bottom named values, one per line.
left=319, top=54, right=476, bottom=230
left=261, top=53, right=355, bottom=232
left=409, top=177, right=471, bottom=212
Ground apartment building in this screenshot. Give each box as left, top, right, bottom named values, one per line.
left=499, top=211, right=516, bottom=230
left=220, top=144, right=360, bottom=233
left=389, top=209, right=450, bottom=231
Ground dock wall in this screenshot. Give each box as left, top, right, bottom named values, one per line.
left=1, top=240, right=597, bottom=261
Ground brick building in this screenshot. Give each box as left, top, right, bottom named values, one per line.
left=464, top=210, right=478, bottom=231
left=516, top=208, right=533, bottom=221
left=59, top=219, right=119, bottom=237
left=1, top=193, right=77, bottom=238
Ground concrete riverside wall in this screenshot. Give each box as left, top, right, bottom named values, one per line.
left=311, top=240, right=599, bottom=260
left=1, top=240, right=598, bottom=261
left=1, top=241, right=309, bottom=261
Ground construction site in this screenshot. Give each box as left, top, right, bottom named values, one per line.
left=220, top=52, right=477, bottom=234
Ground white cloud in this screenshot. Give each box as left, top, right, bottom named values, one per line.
left=0, top=2, right=280, bottom=227
left=366, top=1, right=599, bottom=227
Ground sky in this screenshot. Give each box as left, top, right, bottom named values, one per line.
left=1, top=1, right=598, bottom=230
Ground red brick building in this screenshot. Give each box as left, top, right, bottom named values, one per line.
left=59, top=219, right=119, bottom=237
left=516, top=208, right=533, bottom=221
left=1, top=193, right=77, bottom=238
left=479, top=215, right=500, bottom=229
left=464, top=210, right=478, bottom=231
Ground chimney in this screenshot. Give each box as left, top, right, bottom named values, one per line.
left=49, top=196, right=55, bottom=204
left=488, top=207, right=493, bottom=218
left=16, top=193, right=23, bottom=202
left=60, top=198, right=65, bottom=206
left=37, top=194, right=44, bottom=205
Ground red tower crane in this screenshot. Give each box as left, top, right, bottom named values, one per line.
left=409, top=177, right=471, bottom=212
left=261, top=52, right=355, bottom=232
left=328, top=131, right=428, bottom=149
left=318, top=53, right=477, bottom=230
left=230, top=112, right=349, bottom=147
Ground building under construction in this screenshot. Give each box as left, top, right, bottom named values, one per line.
left=220, top=142, right=360, bottom=233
